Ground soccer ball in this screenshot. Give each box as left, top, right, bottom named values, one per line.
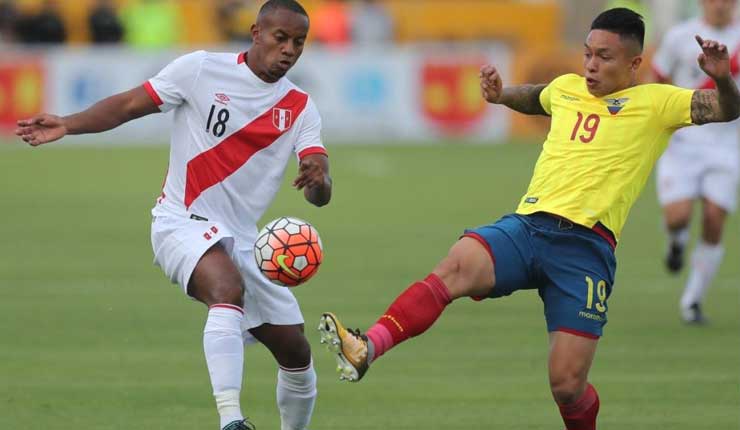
left=254, top=217, right=323, bottom=287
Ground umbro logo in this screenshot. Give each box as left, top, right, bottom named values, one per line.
left=214, top=93, right=230, bottom=105
left=604, top=97, right=629, bottom=115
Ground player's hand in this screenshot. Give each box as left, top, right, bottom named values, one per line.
left=293, top=156, right=327, bottom=190
left=14, top=114, right=68, bottom=146
left=480, top=65, right=503, bottom=104
left=696, top=35, right=730, bottom=81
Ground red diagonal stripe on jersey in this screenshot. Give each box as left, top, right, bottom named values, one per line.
left=699, top=44, right=740, bottom=89
left=184, top=89, right=309, bottom=208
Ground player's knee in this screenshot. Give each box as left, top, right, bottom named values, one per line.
left=277, top=334, right=312, bottom=368
left=434, top=239, right=494, bottom=299
left=702, top=207, right=726, bottom=244
left=190, top=274, right=245, bottom=307
left=549, top=372, right=586, bottom=405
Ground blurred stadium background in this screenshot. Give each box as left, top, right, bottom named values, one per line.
left=0, top=1, right=738, bottom=429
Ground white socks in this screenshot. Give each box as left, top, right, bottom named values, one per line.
left=277, top=362, right=317, bottom=430
left=681, top=241, right=724, bottom=310
left=204, top=305, right=245, bottom=429
left=668, top=227, right=690, bottom=248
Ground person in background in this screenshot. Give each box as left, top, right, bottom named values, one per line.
left=218, top=0, right=256, bottom=43
left=312, top=0, right=350, bottom=47
left=351, top=0, right=394, bottom=46
left=16, top=0, right=66, bottom=44
left=652, top=0, right=740, bottom=324
left=89, top=0, right=124, bottom=44
left=0, top=0, right=18, bottom=43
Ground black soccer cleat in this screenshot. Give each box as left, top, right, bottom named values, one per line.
left=681, top=303, right=707, bottom=325
left=665, top=243, right=685, bottom=274
left=222, top=419, right=256, bottom=430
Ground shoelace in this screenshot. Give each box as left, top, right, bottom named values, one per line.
left=349, top=328, right=365, bottom=340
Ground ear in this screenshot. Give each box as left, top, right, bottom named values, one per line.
left=631, top=55, right=643, bottom=71
left=251, top=23, right=260, bottom=43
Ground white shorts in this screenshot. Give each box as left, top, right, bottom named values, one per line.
left=150, top=215, right=304, bottom=344
left=656, top=150, right=739, bottom=212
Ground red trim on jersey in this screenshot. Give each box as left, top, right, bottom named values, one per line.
left=209, top=304, right=244, bottom=314
left=237, top=52, right=247, bottom=64
left=556, top=327, right=600, bottom=340
left=143, top=81, right=164, bottom=106
left=298, top=146, right=328, bottom=160
left=185, top=89, right=310, bottom=208
left=698, top=44, right=740, bottom=89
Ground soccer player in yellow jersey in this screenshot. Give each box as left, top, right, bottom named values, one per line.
left=317, top=8, right=740, bottom=429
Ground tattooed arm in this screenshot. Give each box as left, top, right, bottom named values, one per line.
left=691, top=80, right=740, bottom=125
left=691, top=36, right=740, bottom=125
left=480, top=65, right=549, bottom=116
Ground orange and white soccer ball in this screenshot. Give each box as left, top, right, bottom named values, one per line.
left=254, top=217, right=323, bottom=287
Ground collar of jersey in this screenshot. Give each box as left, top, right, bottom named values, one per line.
left=242, top=51, right=281, bottom=89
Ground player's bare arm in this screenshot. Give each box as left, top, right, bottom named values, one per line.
left=691, top=35, right=740, bottom=125
left=14, top=86, right=160, bottom=146
left=294, top=154, right=331, bottom=207
left=480, top=65, right=548, bottom=116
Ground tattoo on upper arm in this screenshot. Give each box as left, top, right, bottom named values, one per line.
left=505, top=84, right=548, bottom=116
left=691, top=90, right=720, bottom=125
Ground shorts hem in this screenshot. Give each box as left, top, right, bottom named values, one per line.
left=461, top=232, right=496, bottom=302
left=554, top=327, right=601, bottom=339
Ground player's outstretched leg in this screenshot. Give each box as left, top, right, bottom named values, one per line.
left=249, top=324, right=316, bottom=430
left=680, top=199, right=726, bottom=324
left=188, top=245, right=249, bottom=430
left=549, top=331, right=600, bottom=430
left=662, top=200, right=692, bottom=274
left=319, top=237, right=494, bottom=382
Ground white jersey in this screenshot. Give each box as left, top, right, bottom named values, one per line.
left=652, top=18, right=740, bottom=156
left=145, top=51, right=327, bottom=246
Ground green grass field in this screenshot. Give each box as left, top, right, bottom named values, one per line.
left=1, top=143, right=738, bottom=430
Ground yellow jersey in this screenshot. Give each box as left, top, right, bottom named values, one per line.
left=515, top=74, right=695, bottom=240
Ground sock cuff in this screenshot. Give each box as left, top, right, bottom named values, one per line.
left=209, top=304, right=245, bottom=315
left=279, top=359, right=314, bottom=373
left=558, top=383, right=598, bottom=414
left=424, top=273, right=452, bottom=304
left=695, top=241, right=725, bottom=255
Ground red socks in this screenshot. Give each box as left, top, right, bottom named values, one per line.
left=558, top=383, right=600, bottom=430
left=366, top=274, right=452, bottom=361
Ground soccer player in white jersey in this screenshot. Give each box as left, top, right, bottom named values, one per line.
left=652, top=0, right=740, bottom=324
left=15, top=1, right=329, bottom=429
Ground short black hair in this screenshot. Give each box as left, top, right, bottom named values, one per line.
left=591, top=7, right=645, bottom=52
left=258, top=0, right=308, bottom=19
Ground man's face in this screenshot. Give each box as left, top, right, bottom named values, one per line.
left=702, top=0, right=736, bottom=27
left=583, top=30, right=641, bottom=97
left=251, top=9, right=309, bottom=81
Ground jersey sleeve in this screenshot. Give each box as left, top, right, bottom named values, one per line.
left=538, top=74, right=575, bottom=115
left=294, top=98, right=327, bottom=159
left=538, top=80, right=553, bottom=115
left=650, top=84, right=694, bottom=130
left=651, top=28, right=680, bottom=80
left=145, top=51, right=206, bottom=112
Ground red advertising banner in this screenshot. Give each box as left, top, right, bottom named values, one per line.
left=421, top=56, right=489, bottom=133
left=0, top=58, right=45, bottom=131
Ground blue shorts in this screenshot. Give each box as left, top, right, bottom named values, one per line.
left=464, top=213, right=617, bottom=338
